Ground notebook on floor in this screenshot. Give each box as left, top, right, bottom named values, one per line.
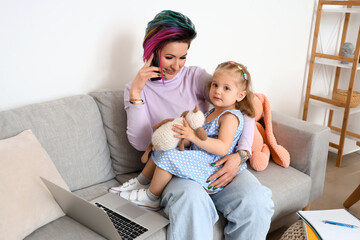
left=41, top=177, right=169, bottom=240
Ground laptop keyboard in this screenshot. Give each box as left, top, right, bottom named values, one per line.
left=95, top=202, right=148, bottom=240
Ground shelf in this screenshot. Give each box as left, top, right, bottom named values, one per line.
left=323, top=7, right=360, bottom=13
left=309, top=98, right=360, bottom=114
left=315, top=58, right=360, bottom=69
left=329, top=131, right=360, bottom=155
left=304, top=0, right=360, bottom=166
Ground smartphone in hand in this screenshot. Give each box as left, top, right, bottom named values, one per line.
left=150, top=51, right=162, bottom=81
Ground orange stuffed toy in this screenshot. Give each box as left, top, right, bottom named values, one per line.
left=250, top=93, right=290, bottom=171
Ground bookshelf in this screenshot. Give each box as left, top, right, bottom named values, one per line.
left=302, top=0, right=360, bottom=167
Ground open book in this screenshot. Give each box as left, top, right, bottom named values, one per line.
left=297, top=209, right=360, bottom=240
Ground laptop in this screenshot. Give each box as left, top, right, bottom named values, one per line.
left=41, top=177, right=169, bottom=240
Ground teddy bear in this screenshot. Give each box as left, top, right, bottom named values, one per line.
left=250, top=93, right=290, bottom=171
left=141, top=104, right=207, bottom=163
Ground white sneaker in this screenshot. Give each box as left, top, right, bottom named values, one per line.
left=109, top=178, right=150, bottom=194
left=119, top=189, right=160, bottom=211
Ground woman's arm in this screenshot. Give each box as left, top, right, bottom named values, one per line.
left=124, top=54, right=161, bottom=151
left=124, top=86, right=153, bottom=151
left=174, top=113, right=239, bottom=156
left=235, top=114, right=255, bottom=155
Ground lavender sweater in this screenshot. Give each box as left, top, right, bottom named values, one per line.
left=124, top=66, right=254, bottom=154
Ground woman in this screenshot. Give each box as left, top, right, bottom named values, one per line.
left=112, top=10, right=274, bottom=239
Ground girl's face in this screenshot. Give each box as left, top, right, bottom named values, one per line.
left=209, top=72, right=246, bottom=109
left=160, top=41, right=189, bottom=80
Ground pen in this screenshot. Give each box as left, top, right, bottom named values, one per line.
left=322, top=220, right=359, bottom=229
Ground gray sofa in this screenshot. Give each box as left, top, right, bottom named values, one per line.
left=0, top=89, right=330, bottom=239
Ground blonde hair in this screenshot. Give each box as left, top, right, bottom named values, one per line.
left=209, top=61, right=255, bottom=118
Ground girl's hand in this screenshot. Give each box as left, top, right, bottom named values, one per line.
left=129, top=54, right=162, bottom=99
left=172, top=118, right=196, bottom=142
left=206, top=153, right=243, bottom=190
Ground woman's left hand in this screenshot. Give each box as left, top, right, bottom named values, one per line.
left=207, top=152, right=243, bottom=189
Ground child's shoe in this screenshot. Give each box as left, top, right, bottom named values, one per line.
left=109, top=178, right=150, bottom=194
left=119, top=189, right=160, bottom=211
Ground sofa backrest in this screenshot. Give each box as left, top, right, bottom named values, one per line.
left=90, top=90, right=144, bottom=176
left=0, top=95, right=115, bottom=191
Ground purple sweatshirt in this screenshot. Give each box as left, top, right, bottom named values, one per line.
left=124, top=66, right=254, bottom=153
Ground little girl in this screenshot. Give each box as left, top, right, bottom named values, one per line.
left=110, top=61, right=255, bottom=210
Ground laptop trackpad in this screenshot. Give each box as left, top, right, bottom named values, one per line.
left=116, top=203, right=146, bottom=219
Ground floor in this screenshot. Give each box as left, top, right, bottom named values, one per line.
left=266, top=151, right=360, bottom=240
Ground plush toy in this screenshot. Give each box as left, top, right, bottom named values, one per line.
left=141, top=105, right=207, bottom=163
left=250, top=93, right=290, bottom=171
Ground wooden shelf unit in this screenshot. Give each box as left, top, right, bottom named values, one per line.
left=302, top=0, right=360, bottom=167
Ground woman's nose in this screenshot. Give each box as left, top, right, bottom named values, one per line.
left=171, top=59, right=180, bottom=70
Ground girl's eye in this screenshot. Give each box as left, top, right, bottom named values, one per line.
left=180, top=56, right=187, bottom=60
left=165, top=57, right=172, bottom=60
left=225, top=86, right=230, bottom=91
left=212, top=83, right=218, bottom=87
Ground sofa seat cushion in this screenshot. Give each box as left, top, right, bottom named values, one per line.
left=251, top=162, right=312, bottom=221
left=0, top=95, right=115, bottom=191
left=72, top=178, right=120, bottom=201
left=25, top=215, right=168, bottom=240
left=24, top=216, right=107, bottom=240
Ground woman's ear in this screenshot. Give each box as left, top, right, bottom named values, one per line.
left=237, top=90, right=247, bottom=102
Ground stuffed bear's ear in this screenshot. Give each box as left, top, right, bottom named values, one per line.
left=196, top=127, right=207, bottom=140
left=193, top=104, right=199, bottom=113
left=180, top=111, right=189, bottom=118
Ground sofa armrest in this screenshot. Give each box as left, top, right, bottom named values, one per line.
left=271, top=111, right=330, bottom=203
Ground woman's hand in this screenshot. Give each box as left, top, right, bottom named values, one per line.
left=207, top=152, right=243, bottom=190
left=172, top=118, right=197, bottom=142
left=129, top=54, right=162, bottom=99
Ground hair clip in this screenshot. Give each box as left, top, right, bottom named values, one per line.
left=228, top=61, right=247, bottom=80
left=243, top=73, right=247, bottom=80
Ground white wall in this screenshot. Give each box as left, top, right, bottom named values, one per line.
left=0, top=0, right=316, bottom=118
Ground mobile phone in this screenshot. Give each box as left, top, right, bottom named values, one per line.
left=150, top=51, right=162, bottom=81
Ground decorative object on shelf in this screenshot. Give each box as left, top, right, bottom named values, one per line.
left=332, top=89, right=360, bottom=108
left=340, top=42, right=355, bottom=64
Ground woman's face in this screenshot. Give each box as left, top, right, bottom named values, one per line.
left=160, top=42, right=189, bottom=80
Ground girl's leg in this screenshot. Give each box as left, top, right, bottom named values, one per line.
left=117, top=166, right=173, bottom=211
left=141, top=157, right=156, bottom=179
left=109, top=157, right=156, bottom=193
left=149, top=166, right=173, bottom=196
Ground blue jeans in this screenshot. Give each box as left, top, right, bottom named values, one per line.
left=161, top=170, right=274, bottom=240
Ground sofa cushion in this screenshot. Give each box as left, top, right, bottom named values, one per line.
left=73, top=178, right=120, bottom=201
left=90, top=90, right=144, bottom=175
left=24, top=216, right=107, bottom=240
left=0, top=95, right=115, bottom=191
left=0, top=130, right=69, bottom=240
left=251, top=162, right=312, bottom=221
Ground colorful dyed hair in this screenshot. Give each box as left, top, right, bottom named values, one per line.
left=210, top=61, right=255, bottom=118
left=143, top=10, right=197, bottom=62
